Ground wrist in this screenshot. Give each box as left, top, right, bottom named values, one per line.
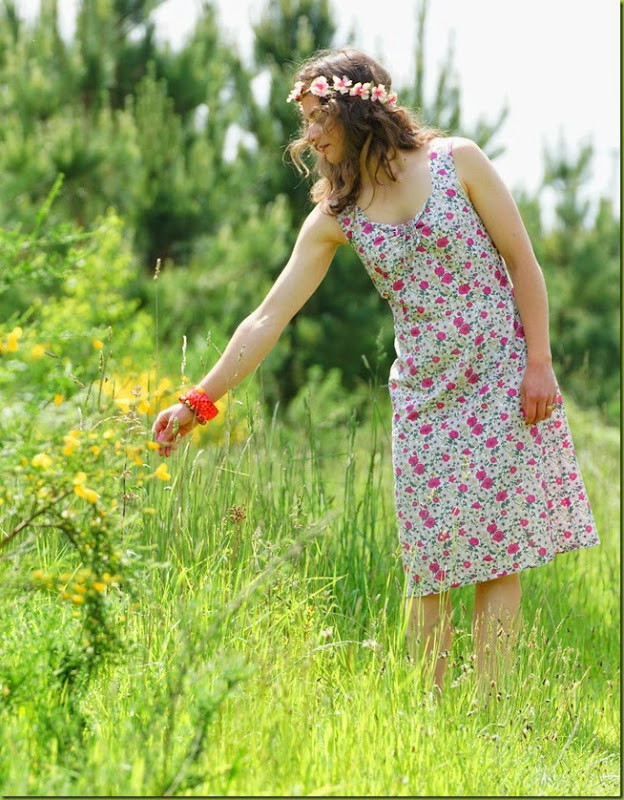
left=178, top=386, right=218, bottom=424
left=526, top=353, right=552, bottom=368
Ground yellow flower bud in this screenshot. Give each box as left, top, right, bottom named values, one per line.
left=6, top=327, right=22, bottom=352
left=73, top=484, right=99, bottom=504
left=32, top=453, right=53, bottom=468
left=153, top=463, right=171, bottom=481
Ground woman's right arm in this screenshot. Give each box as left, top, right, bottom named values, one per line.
left=153, top=205, right=346, bottom=453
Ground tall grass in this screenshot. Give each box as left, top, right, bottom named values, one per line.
left=0, top=384, right=619, bottom=796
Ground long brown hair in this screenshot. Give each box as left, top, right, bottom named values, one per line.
left=286, top=48, right=441, bottom=215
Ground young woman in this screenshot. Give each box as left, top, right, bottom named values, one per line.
left=153, top=48, right=599, bottom=697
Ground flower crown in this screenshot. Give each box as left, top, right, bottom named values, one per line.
left=287, top=74, right=398, bottom=106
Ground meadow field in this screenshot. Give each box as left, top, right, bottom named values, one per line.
left=0, top=1, right=620, bottom=795
left=0, top=361, right=619, bottom=796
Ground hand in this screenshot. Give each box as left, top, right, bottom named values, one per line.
left=152, top=403, right=197, bottom=457
left=520, top=361, right=558, bottom=426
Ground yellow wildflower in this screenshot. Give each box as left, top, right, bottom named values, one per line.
left=153, top=463, right=171, bottom=481
left=30, top=344, right=46, bottom=359
left=63, top=431, right=82, bottom=456
left=32, top=452, right=53, bottom=468
left=137, top=398, right=152, bottom=415
left=6, top=327, right=22, bottom=353
left=71, top=594, right=84, bottom=605
left=92, top=339, right=104, bottom=350
left=145, top=441, right=161, bottom=451
left=73, top=471, right=87, bottom=486
left=54, top=394, right=64, bottom=406
left=115, top=397, right=132, bottom=414
left=93, top=582, right=106, bottom=593
left=74, top=484, right=99, bottom=504
left=90, top=445, right=101, bottom=456
left=73, top=584, right=87, bottom=595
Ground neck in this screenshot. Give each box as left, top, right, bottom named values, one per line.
left=358, top=135, right=401, bottom=189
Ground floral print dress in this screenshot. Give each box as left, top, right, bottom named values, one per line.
left=337, top=138, right=600, bottom=597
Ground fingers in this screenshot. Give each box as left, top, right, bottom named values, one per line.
left=534, top=397, right=547, bottom=424
left=152, top=405, right=196, bottom=458
left=152, top=411, right=170, bottom=438
left=523, top=395, right=559, bottom=426
left=520, top=384, right=535, bottom=426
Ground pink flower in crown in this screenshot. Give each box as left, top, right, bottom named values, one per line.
left=386, top=90, right=398, bottom=106
left=309, top=75, right=331, bottom=98
left=371, top=84, right=388, bottom=103
left=286, top=80, right=306, bottom=103
left=332, top=74, right=353, bottom=94
left=350, top=81, right=371, bottom=99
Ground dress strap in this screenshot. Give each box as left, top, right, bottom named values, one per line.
left=429, top=137, right=457, bottom=194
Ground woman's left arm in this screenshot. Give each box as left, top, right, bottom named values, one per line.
left=452, top=137, right=558, bottom=426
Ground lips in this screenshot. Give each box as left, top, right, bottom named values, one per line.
left=317, top=144, right=329, bottom=153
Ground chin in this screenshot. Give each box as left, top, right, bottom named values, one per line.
left=324, top=151, right=343, bottom=166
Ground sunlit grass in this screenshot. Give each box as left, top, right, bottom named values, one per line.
left=0, top=389, right=619, bottom=796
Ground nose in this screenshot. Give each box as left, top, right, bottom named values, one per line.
left=306, top=122, right=321, bottom=144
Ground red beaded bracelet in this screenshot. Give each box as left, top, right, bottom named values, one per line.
left=178, top=386, right=218, bottom=424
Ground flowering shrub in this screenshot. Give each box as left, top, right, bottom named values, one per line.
left=0, top=205, right=246, bottom=688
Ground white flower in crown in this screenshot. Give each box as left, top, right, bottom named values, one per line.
left=286, top=75, right=399, bottom=106
left=371, top=84, right=389, bottom=103
left=309, top=75, right=331, bottom=97
left=332, top=74, right=353, bottom=94
left=286, top=80, right=306, bottom=103
left=349, top=81, right=371, bottom=100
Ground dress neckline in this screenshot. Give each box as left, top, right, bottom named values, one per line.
left=353, top=139, right=438, bottom=229
left=354, top=192, right=433, bottom=230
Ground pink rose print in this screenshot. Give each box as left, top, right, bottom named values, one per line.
left=336, top=138, right=599, bottom=597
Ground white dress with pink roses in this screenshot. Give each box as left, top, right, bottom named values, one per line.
left=337, top=137, right=600, bottom=597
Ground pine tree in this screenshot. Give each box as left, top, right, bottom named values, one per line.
left=540, top=139, right=620, bottom=418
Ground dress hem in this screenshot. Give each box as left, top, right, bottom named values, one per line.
left=404, top=538, right=601, bottom=598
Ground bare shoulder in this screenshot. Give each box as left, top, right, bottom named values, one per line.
left=302, top=203, right=349, bottom=247
left=452, top=137, right=489, bottom=170
left=450, top=137, right=501, bottom=195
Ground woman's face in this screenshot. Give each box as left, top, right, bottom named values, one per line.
left=300, top=94, right=345, bottom=165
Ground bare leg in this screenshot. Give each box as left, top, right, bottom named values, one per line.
left=472, top=573, right=522, bottom=701
left=406, top=590, right=453, bottom=695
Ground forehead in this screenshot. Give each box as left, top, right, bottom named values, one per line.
left=299, top=94, right=323, bottom=119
